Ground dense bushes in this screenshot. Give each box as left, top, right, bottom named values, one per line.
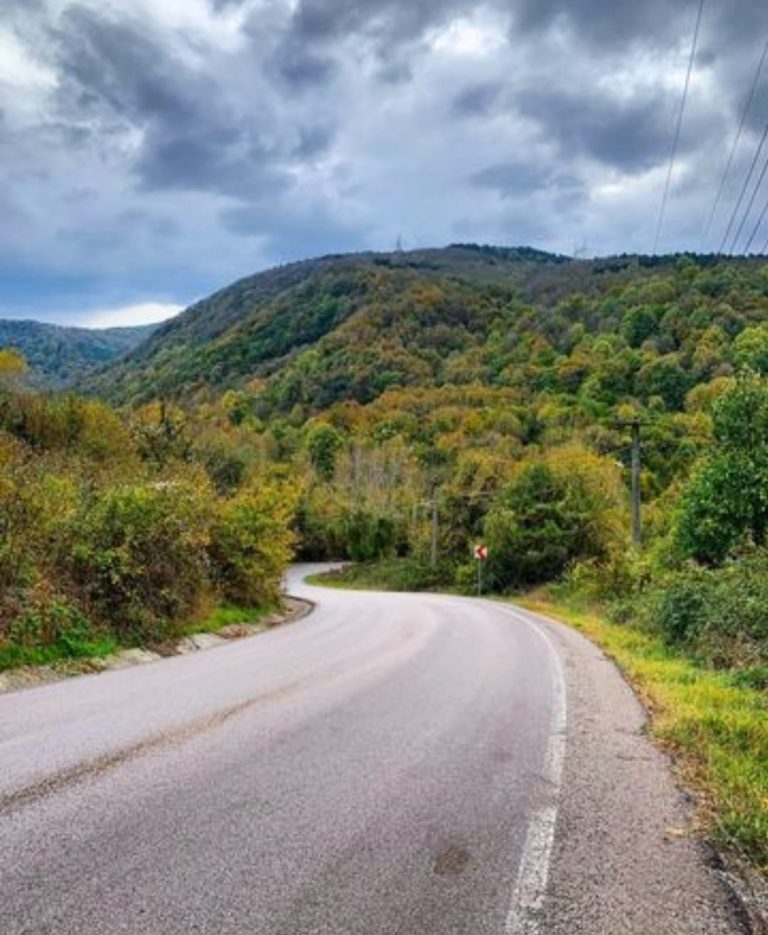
left=3, top=599, right=116, bottom=668
left=0, top=384, right=298, bottom=667
left=296, top=502, right=405, bottom=562
left=209, top=482, right=297, bottom=605
left=638, top=557, right=768, bottom=671
left=675, top=371, right=768, bottom=563
left=542, top=375, right=768, bottom=678
left=314, top=557, right=454, bottom=592
left=482, top=446, right=625, bottom=590
left=69, top=479, right=213, bottom=641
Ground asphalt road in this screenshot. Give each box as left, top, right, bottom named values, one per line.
left=0, top=566, right=744, bottom=934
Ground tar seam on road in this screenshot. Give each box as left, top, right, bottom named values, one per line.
left=0, top=671, right=322, bottom=815
left=494, top=604, right=568, bottom=935
left=0, top=620, right=419, bottom=816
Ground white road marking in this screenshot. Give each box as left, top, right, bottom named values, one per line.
left=496, top=605, right=568, bottom=935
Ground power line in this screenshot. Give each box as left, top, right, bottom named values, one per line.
left=726, top=122, right=768, bottom=252
left=701, top=34, right=768, bottom=250
left=653, top=0, right=706, bottom=254
left=738, top=148, right=768, bottom=252
left=742, top=178, right=768, bottom=253
left=718, top=120, right=768, bottom=252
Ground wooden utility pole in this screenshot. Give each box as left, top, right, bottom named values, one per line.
left=430, top=484, right=439, bottom=569
left=630, top=420, right=642, bottom=547
left=616, top=418, right=644, bottom=547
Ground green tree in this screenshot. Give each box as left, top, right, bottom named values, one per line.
left=621, top=306, right=658, bottom=348
left=69, top=479, right=213, bottom=640
left=307, top=423, right=345, bottom=481
left=483, top=449, right=621, bottom=588
left=636, top=354, right=689, bottom=410
left=674, top=371, right=768, bottom=563
left=209, top=481, right=298, bottom=605
left=732, top=324, right=768, bottom=375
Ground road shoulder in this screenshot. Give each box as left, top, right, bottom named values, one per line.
left=519, top=607, right=750, bottom=934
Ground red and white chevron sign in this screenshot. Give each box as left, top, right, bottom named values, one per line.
left=473, top=544, right=488, bottom=561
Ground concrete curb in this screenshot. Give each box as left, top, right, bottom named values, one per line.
left=0, top=595, right=315, bottom=696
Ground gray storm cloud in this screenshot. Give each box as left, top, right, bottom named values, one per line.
left=0, top=0, right=766, bottom=322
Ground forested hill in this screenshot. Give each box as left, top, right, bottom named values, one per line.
left=80, top=245, right=768, bottom=422
left=0, top=319, right=157, bottom=388
left=80, top=245, right=569, bottom=403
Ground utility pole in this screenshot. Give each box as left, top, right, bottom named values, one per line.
left=630, top=420, right=642, bottom=547
left=616, top=418, right=644, bottom=547
left=429, top=480, right=439, bottom=569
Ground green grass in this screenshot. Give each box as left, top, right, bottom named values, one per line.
left=307, top=558, right=452, bottom=592
left=187, top=602, right=278, bottom=635
left=0, top=602, right=278, bottom=673
left=518, top=593, right=768, bottom=873
left=0, top=635, right=119, bottom=671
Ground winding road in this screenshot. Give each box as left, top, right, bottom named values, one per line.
left=0, top=566, right=744, bottom=934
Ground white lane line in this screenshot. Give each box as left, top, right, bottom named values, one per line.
left=495, top=604, right=568, bottom=935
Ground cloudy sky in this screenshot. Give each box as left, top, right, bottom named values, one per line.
left=1, top=0, right=768, bottom=326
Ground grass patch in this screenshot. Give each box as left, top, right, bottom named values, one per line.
left=185, top=602, right=278, bottom=635
left=307, top=558, right=451, bottom=592
left=0, top=634, right=119, bottom=671
left=0, top=602, right=277, bottom=673
left=518, top=592, right=768, bottom=873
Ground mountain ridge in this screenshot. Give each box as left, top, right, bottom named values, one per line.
left=75, top=244, right=768, bottom=421
left=0, top=318, right=158, bottom=388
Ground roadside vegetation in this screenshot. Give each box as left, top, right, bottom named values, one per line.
left=0, top=349, right=296, bottom=670
left=192, top=603, right=279, bottom=635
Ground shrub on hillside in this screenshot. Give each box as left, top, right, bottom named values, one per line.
left=6, top=598, right=112, bottom=663
left=483, top=446, right=625, bottom=590
left=0, top=435, right=81, bottom=595
left=209, top=482, right=297, bottom=606
left=296, top=492, right=408, bottom=563
left=341, top=510, right=401, bottom=562
left=674, top=371, right=768, bottom=564
left=0, top=369, right=299, bottom=667
left=69, top=479, right=213, bottom=642
left=640, top=555, right=768, bottom=668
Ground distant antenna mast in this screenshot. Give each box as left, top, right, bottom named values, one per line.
left=573, top=240, right=589, bottom=259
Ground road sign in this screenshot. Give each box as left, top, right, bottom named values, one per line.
left=473, top=544, right=488, bottom=595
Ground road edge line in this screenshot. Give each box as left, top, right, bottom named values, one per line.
left=494, top=604, right=568, bottom=935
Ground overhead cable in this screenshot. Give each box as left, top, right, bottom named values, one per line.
left=653, top=0, right=706, bottom=254
left=701, top=34, right=768, bottom=249
left=718, top=121, right=768, bottom=253
left=742, top=178, right=768, bottom=253
left=724, top=122, right=768, bottom=252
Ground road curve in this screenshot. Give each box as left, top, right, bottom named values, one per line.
left=0, top=566, right=743, bottom=934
